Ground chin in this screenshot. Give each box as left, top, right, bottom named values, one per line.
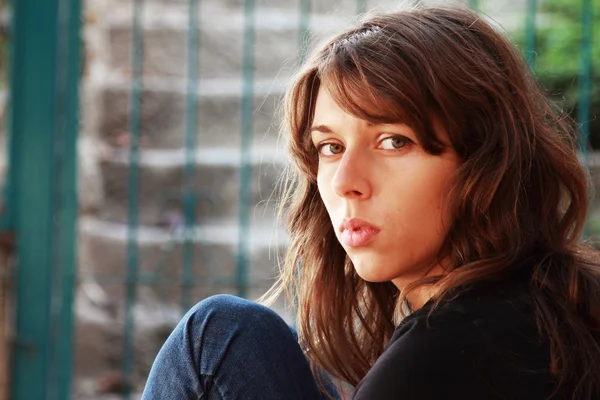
left=352, top=262, right=396, bottom=283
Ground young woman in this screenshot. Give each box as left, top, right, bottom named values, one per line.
left=142, top=5, right=600, bottom=399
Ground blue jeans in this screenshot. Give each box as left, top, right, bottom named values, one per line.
left=142, top=294, right=341, bottom=399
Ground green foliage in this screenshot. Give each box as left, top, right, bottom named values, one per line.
left=512, top=0, right=600, bottom=145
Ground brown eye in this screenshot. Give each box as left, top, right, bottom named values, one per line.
left=380, top=136, right=409, bottom=150
left=320, top=143, right=344, bottom=156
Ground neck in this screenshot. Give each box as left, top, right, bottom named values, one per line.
left=406, top=286, right=438, bottom=311
left=393, top=262, right=448, bottom=311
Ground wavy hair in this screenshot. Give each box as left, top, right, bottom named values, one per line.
left=261, top=5, right=600, bottom=398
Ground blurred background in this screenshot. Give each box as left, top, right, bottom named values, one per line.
left=0, top=0, right=597, bottom=398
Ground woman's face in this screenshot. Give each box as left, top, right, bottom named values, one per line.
left=311, top=87, right=460, bottom=289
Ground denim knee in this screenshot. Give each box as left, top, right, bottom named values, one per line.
left=192, top=294, right=260, bottom=315
left=185, top=294, right=290, bottom=335
left=144, top=294, right=337, bottom=400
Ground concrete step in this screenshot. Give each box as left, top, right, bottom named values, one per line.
left=79, top=212, right=287, bottom=284
left=77, top=214, right=287, bottom=329
left=99, top=0, right=364, bottom=19
left=77, top=215, right=287, bottom=338
left=103, top=5, right=352, bottom=80
left=95, top=0, right=527, bottom=82
left=98, top=145, right=285, bottom=225
left=95, top=76, right=286, bottom=149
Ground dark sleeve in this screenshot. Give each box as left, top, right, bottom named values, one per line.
left=352, top=317, right=490, bottom=400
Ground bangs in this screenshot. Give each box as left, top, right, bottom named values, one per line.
left=314, top=28, right=448, bottom=155
left=318, top=62, right=404, bottom=125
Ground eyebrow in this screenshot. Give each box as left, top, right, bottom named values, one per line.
left=310, top=121, right=380, bottom=135
left=310, top=125, right=333, bottom=135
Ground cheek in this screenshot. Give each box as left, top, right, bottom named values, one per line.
left=316, top=169, right=335, bottom=207
left=392, top=167, right=456, bottom=242
left=430, top=186, right=456, bottom=248
left=430, top=168, right=457, bottom=227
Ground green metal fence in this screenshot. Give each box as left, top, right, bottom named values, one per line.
left=8, top=0, right=80, bottom=398
left=5, top=0, right=597, bottom=398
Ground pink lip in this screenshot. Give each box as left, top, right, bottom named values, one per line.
left=339, top=218, right=380, bottom=247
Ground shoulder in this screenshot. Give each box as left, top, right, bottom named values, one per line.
left=353, top=301, right=488, bottom=399
left=352, top=280, right=556, bottom=400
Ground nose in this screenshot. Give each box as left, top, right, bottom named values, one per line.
left=331, top=150, right=372, bottom=200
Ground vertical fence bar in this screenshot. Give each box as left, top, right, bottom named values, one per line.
left=298, top=0, right=311, bottom=63
left=10, top=3, right=54, bottom=397
left=577, top=0, right=593, bottom=155
left=52, top=0, right=81, bottom=398
left=524, top=0, right=537, bottom=69
left=123, top=0, right=144, bottom=396
left=9, top=0, right=81, bottom=398
left=182, top=0, right=200, bottom=312
left=237, top=0, right=255, bottom=299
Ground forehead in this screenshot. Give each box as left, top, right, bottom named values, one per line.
left=311, top=87, right=379, bottom=133
left=312, top=87, right=342, bottom=119
left=312, top=85, right=394, bottom=126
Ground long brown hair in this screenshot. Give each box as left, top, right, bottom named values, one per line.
left=261, top=5, right=600, bottom=398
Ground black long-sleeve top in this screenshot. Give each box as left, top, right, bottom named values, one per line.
left=352, top=279, right=572, bottom=399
